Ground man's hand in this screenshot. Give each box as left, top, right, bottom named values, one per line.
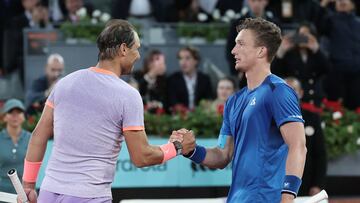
left=170, top=129, right=196, bottom=155
left=277, top=35, right=293, bottom=58
left=305, top=33, right=319, bottom=53
left=281, top=193, right=294, bottom=203
left=309, top=186, right=321, bottom=196
left=17, top=188, right=37, bottom=203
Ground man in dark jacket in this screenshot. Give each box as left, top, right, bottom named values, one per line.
left=167, top=46, right=213, bottom=110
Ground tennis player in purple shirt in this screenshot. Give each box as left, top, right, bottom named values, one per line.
left=19, top=19, right=195, bottom=203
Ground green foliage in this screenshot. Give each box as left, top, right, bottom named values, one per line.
left=1, top=100, right=359, bottom=161
left=321, top=108, right=360, bottom=160
left=176, top=23, right=229, bottom=42
left=144, top=102, right=223, bottom=137
left=60, top=21, right=105, bottom=42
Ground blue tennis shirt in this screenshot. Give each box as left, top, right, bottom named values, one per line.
left=220, top=74, right=304, bottom=203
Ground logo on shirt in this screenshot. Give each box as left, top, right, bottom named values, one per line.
left=249, top=97, right=256, bottom=106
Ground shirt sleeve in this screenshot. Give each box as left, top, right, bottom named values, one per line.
left=122, top=89, right=145, bottom=131
left=219, top=96, right=233, bottom=136
left=269, top=84, right=304, bottom=128
left=45, top=85, right=56, bottom=109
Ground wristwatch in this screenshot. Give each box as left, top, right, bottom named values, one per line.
left=172, top=141, right=183, bottom=155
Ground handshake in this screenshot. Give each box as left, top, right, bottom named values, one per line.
left=169, top=128, right=196, bottom=156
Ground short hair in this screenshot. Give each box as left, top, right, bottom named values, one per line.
left=177, top=46, right=201, bottom=62
left=142, top=49, right=163, bottom=74
left=96, top=19, right=136, bottom=61
left=236, top=18, right=282, bottom=62
left=47, top=53, right=64, bottom=65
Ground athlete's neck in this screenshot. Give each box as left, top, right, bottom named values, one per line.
left=246, top=64, right=271, bottom=90
left=96, top=60, right=122, bottom=77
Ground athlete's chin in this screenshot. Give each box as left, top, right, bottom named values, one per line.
left=235, top=64, right=245, bottom=71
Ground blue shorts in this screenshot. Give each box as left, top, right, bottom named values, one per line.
left=38, top=189, right=111, bottom=203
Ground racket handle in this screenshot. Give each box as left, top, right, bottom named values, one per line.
left=7, top=169, right=29, bottom=203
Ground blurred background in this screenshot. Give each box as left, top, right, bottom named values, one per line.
left=0, top=0, right=360, bottom=202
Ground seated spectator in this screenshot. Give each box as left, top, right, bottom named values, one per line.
left=167, top=46, right=213, bottom=111
left=26, top=53, right=64, bottom=114
left=0, top=99, right=31, bottom=193
left=210, top=77, right=236, bottom=112
left=318, top=0, right=360, bottom=110
left=51, top=0, right=93, bottom=25
left=133, top=50, right=167, bottom=110
left=272, top=22, right=329, bottom=107
left=285, top=77, right=327, bottom=197
left=226, top=0, right=277, bottom=88
left=10, top=0, right=50, bottom=29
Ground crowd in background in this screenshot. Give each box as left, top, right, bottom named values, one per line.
left=1, top=0, right=360, bottom=197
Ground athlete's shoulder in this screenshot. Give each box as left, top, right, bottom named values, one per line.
left=265, top=74, right=298, bottom=100
left=119, top=79, right=142, bottom=98
left=265, top=74, right=293, bottom=92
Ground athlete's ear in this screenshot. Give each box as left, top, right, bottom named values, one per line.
left=257, top=46, right=267, bottom=59
left=119, top=43, right=127, bottom=56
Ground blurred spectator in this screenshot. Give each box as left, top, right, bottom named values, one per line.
left=0, top=0, right=23, bottom=74
left=26, top=53, right=64, bottom=114
left=285, top=77, right=327, bottom=197
left=50, top=0, right=93, bottom=25
left=174, top=0, right=243, bottom=22
left=210, top=77, right=236, bottom=112
left=216, top=0, right=244, bottom=15
left=0, top=99, right=31, bottom=193
left=175, top=0, right=206, bottom=22
left=63, top=0, right=84, bottom=23
left=10, top=0, right=50, bottom=30
left=3, top=0, right=50, bottom=79
left=111, top=0, right=174, bottom=22
left=272, top=22, right=330, bottom=107
left=133, top=50, right=167, bottom=110
left=317, top=0, right=360, bottom=110
left=167, top=46, right=213, bottom=110
left=226, top=0, right=277, bottom=88
left=267, top=0, right=321, bottom=26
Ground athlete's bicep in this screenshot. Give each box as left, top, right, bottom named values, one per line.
left=280, top=122, right=305, bottom=149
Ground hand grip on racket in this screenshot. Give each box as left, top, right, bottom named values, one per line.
left=7, top=169, right=29, bottom=203
left=304, top=190, right=328, bottom=203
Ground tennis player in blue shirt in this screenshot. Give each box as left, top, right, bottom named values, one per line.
left=173, top=18, right=307, bottom=203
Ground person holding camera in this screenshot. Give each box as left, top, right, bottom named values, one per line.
left=272, top=22, right=330, bottom=107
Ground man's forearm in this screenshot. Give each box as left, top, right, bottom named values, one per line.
left=25, top=128, right=49, bottom=162
left=285, top=144, right=307, bottom=178
left=202, top=148, right=231, bottom=169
